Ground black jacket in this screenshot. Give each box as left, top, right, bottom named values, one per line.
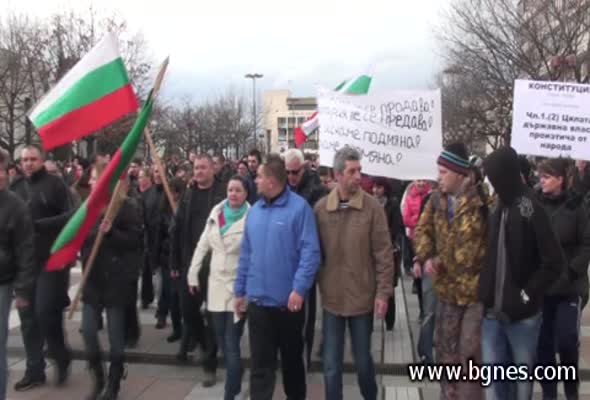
left=81, top=198, right=143, bottom=308
left=382, top=196, right=403, bottom=287
left=246, top=171, right=259, bottom=205
left=572, top=166, right=590, bottom=198
left=0, top=189, right=36, bottom=298
left=538, top=190, right=590, bottom=298
left=293, top=169, right=328, bottom=208
left=170, top=180, right=225, bottom=278
left=157, top=202, right=174, bottom=271
left=142, top=185, right=165, bottom=269
left=480, top=147, right=565, bottom=321
left=10, top=167, right=74, bottom=267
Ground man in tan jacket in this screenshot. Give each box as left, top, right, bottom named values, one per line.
left=314, top=147, right=395, bottom=400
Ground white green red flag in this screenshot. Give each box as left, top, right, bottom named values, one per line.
left=294, top=70, right=373, bottom=147
left=29, top=33, right=138, bottom=150
left=45, top=92, right=153, bottom=271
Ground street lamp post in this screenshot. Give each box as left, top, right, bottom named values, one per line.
left=245, top=73, right=263, bottom=148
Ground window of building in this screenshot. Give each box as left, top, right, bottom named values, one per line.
left=287, top=117, right=297, bottom=128
left=278, top=128, right=287, bottom=141
left=278, top=117, right=286, bottom=127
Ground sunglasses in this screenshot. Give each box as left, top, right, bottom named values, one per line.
left=286, top=169, right=302, bottom=176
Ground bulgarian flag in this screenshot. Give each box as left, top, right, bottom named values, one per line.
left=29, top=32, right=139, bottom=150
left=294, top=70, right=373, bottom=147
left=45, top=92, right=154, bottom=271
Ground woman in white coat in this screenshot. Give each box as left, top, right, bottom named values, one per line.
left=188, top=175, right=250, bottom=400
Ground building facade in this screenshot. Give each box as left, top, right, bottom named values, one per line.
left=263, top=90, right=319, bottom=153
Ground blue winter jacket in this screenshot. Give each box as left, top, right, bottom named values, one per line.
left=234, top=186, right=321, bottom=307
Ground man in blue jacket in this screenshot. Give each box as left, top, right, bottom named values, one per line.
left=235, top=153, right=321, bottom=400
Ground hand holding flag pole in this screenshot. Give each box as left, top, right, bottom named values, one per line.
left=67, top=57, right=170, bottom=320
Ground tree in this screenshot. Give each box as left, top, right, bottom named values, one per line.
left=0, top=15, right=48, bottom=159
left=0, top=8, right=152, bottom=160
left=437, top=0, right=590, bottom=148
left=152, top=89, right=253, bottom=160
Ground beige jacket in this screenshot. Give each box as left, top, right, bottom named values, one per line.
left=314, top=187, right=395, bottom=316
left=188, top=200, right=249, bottom=312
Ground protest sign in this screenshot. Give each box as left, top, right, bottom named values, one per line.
left=512, top=79, right=590, bottom=160
left=317, top=88, right=442, bottom=180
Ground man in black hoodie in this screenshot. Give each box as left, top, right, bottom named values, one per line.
left=480, top=147, right=564, bottom=400
left=10, top=145, right=74, bottom=390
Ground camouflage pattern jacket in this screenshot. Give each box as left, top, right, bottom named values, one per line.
left=414, top=187, right=488, bottom=305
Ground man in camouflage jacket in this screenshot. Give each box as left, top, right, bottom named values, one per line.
left=415, top=143, right=488, bottom=400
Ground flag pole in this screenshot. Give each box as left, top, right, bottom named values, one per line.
left=141, top=56, right=177, bottom=212
left=144, top=127, right=177, bottom=212
left=67, top=58, right=170, bottom=319
left=67, top=179, right=126, bottom=319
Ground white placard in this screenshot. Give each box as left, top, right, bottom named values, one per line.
left=512, top=79, right=590, bottom=160
left=317, top=88, right=442, bottom=180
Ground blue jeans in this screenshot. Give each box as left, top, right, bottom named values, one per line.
left=482, top=313, right=542, bottom=400
left=323, top=310, right=377, bottom=400
left=417, top=275, right=437, bottom=363
left=82, top=304, right=125, bottom=362
left=211, top=312, right=244, bottom=400
left=0, top=284, right=13, bottom=400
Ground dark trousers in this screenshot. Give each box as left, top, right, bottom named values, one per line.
left=304, top=281, right=317, bottom=367
left=17, top=283, right=45, bottom=378
left=18, top=269, right=71, bottom=377
left=178, top=281, right=217, bottom=372
left=211, top=312, right=245, bottom=400
left=156, top=269, right=181, bottom=333
left=82, top=303, right=125, bottom=362
left=537, top=295, right=581, bottom=399
left=385, top=295, right=396, bottom=331
left=248, top=303, right=306, bottom=400
left=124, top=280, right=141, bottom=345
left=141, top=261, right=154, bottom=307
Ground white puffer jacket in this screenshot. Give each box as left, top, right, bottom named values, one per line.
left=187, top=200, right=250, bottom=312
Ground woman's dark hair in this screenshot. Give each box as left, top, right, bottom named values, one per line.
left=372, top=176, right=392, bottom=198
left=228, top=174, right=250, bottom=196
left=238, top=160, right=249, bottom=170
left=538, top=158, right=571, bottom=190
left=160, top=177, right=186, bottom=214
left=170, top=177, right=186, bottom=196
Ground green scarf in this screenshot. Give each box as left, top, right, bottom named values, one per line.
left=219, top=200, right=247, bottom=236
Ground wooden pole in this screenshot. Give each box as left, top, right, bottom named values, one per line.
left=143, top=57, right=177, bottom=212
left=67, top=179, right=126, bottom=320
left=144, top=127, right=177, bottom=212
left=67, top=57, right=170, bottom=319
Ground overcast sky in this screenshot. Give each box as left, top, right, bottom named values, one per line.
left=3, top=0, right=451, bottom=102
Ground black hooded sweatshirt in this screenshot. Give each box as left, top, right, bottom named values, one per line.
left=479, top=147, right=564, bottom=322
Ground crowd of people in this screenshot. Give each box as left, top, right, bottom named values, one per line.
left=1, top=141, right=590, bottom=400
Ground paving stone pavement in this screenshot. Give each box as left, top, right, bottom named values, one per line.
left=4, top=266, right=421, bottom=399
left=7, top=265, right=590, bottom=398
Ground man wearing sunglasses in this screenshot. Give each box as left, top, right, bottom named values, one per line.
left=284, top=148, right=327, bottom=367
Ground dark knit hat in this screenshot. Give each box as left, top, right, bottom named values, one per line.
left=437, top=142, right=470, bottom=176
